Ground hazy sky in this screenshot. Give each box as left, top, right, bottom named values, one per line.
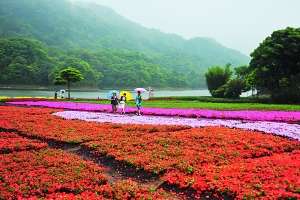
left=80, top=0, right=300, bottom=55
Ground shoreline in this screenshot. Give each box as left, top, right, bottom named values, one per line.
left=0, top=87, right=208, bottom=92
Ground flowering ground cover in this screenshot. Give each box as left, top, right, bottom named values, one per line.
left=75, top=98, right=300, bottom=111
left=0, top=149, right=107, bottom=199
left=54, top=111, right=300, bottom=141
left=1, top=106, right=300, bottom=199
left=0, top=131, right=47, bottom=153
left=0, top=148, right=170, bottom=200
left=7, top=97, right=300, bottom=111
left=81, top=126, right=300, bottom=199
left=8, top=101, right=300, bottom=122
left=0, top=106, right=190, bottom=143
left=82, top=126, right=300, bottom=172
left=165, top=151, right=300, bottom=199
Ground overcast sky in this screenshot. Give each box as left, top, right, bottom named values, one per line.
left=79, top=0, right=300, bottom=55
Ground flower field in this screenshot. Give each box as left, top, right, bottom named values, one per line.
left=0, top=106, right=190, bottom=143
left=0, top=148, right=169, bottom=199
left=54, top=111, right=300, bottom=141
left=0, top=149, right=108, bottom=199
left=0, top=105, right=300, bottom=199
left=8, top=101, right=300, bottom=122
left=0, top=131, right=47, bottom=153
left=164, top=150, right=300, bottom=199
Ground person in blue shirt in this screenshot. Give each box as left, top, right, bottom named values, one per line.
left=135, top=91, right=142, bottom=115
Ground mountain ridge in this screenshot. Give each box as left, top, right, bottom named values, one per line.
left=0, top=0, right=250, bottom=88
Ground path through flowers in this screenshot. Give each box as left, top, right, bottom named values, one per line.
left=54, top=111, right=300, bottom=141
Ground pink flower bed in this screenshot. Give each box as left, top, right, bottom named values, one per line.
left=8, top=101, right=300, bottom=122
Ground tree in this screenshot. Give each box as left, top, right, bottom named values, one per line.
left=205, top=64, right=232, bottom=97
left=60, top=57, right=102, bottom=87
left=249, top=27, right=300, bottom=102
left=234, top=65, right=253, bottom=93
left=223, top=79, right=245, bottom=99
left=54, top=67, right=84, bottom=99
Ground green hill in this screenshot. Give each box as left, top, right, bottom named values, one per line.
left=0, top=0, right=250, bottom=88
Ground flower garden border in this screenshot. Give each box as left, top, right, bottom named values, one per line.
left=0, top=127, right=235, bottom=200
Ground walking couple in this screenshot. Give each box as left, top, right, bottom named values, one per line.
left=111, top=91, right=142, bottom=115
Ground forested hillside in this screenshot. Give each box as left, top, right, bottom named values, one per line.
left=0, top=0, right=250, bottom=88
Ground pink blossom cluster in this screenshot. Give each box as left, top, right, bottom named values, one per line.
left=8, top=101, right=300, bottom=123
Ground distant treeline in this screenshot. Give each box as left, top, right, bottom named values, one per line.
left=0, top=37, right=206, bottom=88
left=0, top=0, right=249, bottom=89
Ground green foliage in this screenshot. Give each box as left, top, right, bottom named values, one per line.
left=0, top=38, right=54, bottom=85
left=223, top=79, right=245, bottom=98
left=55, top=67, right=84, bottom=99
left=57, top=67, right=84, bottom=83
left=205, top=64, right=232, bottom=96
left=53, top=76, right=66, bottom=85
left=211, top=85, right=226, bottom=98
left=249, top=27, right=300, bottom=103
left=54, top=56, right=102, bottom=87
left=0, top=0, right=249, bottom=88
left=70, top=49, right=198, bottom=88
left=206, top=64, right=249, bottom=99
left=234, top=65, right=253, bottom=92
left=234, top=65, right=249, bottom=78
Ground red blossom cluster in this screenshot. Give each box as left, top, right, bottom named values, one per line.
left=83, top=128, right=300, bottom=199
left=42, top=180, right=170, bottom=200
left=0, top=106, right=300, bottom=199
left=0, top=149, right=171, bottom=199
left=165, top=151, right=300, bottom=199
left=0, top=132, right=47, bottom=153
left=84, top=127, right=299, bottom=173
left=0, top=106, right=189, bottom=143
left=0, top=149, right=109, bottom=199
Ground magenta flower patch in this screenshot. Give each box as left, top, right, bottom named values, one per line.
left=8, top=101, right=300, bottom=123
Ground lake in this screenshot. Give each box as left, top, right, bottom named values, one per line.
left=0, top=89, right=212, bottom=99
left=0, top=89, right=253, bottom=99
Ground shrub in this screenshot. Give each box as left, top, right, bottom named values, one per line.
left=224, top=79, right=245, bottom=99
left=205, top=64, right=232, bottom=97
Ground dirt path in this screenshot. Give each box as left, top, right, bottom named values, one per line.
left=0, top=127, right=199, bottom=199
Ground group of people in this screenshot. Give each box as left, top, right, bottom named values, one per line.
left=54, top=90, right=66, bottom=99
left=111, top=91, right=143, bottom=115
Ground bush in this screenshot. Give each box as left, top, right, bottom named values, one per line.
left=205, top=64, right=232, bottom=97
left=211, top=86, right=226, bottom=98
left=224, top=79, right=245, bottom=99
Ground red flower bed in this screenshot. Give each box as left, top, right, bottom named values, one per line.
left=165, top=151, right=300, bottom=199
left=42, top=180, right=170, bottom=200
left=0, top=106, right=189, bottom=143
left=84, top=127, right=299, bottom=173
left=0, top=149, right=109, bottom=199
left=1, top=106, right=300, bottom=198
left=0, top=132, right=47, bottom=153
left=0, top=149, right=170, bottom=200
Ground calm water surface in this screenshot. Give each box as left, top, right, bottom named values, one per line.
left=0, top=89, right=212, bottom=98
left=0, top=89, right=253, bottom=99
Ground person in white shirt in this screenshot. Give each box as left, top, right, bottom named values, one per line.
left=60, top=89, right=66, bottom=99
left=119, top=93, right=127, bottom=114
